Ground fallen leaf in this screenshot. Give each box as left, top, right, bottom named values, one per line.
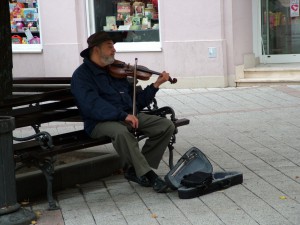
left=31, top=221, right=37, bottom=224
left=279, top=196, right=287, bottom=200
left=151, top=213, right=158, bottom=218
left=34, top=210, right=42, bottom=218
left=295, top=176, right=299, bottom=179
left=21, top=200, right=30, bottom=206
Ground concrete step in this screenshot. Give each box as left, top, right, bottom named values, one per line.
left=236, top=77, right=300, bottom=87
left=235, top=63, right=300, bottom=87
left=244, top=65, right=300, bottom=78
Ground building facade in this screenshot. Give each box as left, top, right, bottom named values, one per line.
left=10, top=0, right=300, bottom=88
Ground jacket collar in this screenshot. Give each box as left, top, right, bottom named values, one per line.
left=83, top=58, right=109, bottom=76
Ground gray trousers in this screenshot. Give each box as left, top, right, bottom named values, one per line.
left=90, top=113, right=175, bottom=176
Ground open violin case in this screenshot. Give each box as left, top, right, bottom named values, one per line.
left=165, top=147, right=243, bottom=199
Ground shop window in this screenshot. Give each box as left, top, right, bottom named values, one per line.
left=9, top=0, right=42, bottom=53
left=91, top=0, right=161, bottom=52
left=262, top=0, right=300, bottom=55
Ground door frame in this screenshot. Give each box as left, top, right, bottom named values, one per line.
left=253, top=0, right=300, bottom=63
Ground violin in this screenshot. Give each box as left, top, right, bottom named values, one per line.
left=108, top=60, right=177, bottom=84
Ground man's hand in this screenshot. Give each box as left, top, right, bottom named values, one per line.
left=125, top=114, right=138, bottom=128
left=153, top=71, right=170, bottom=88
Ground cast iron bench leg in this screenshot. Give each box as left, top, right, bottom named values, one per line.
left=38, top=158, right=59, bottom=210
left=168, top=133, right=177, bottom=169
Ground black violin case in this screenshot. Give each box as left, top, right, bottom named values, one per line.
left=165, top=147, right=243, bottom=199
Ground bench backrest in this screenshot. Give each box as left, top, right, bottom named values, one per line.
left=0, top=77, right=80, bottom=129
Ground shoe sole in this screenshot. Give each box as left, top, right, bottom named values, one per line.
left=124, top=174, right=151, bottom=187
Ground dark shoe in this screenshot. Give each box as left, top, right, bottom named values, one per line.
left=152, top=177, right=168, bottom=193
left=124, top=168, right=151, bottom=187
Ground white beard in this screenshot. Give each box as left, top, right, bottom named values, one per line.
left=102, top=56, right=115, bottom=65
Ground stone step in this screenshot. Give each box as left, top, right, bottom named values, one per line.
left=236, top=77, right=300, bottom=87
left=244, top=66, right=300, bottom=78
left=235, top=63, right=300, bottom=87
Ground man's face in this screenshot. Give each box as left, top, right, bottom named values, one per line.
left=96, top=40, right=115, bottom=65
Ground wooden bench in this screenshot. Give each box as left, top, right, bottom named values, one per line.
left=0, top=77, right=190, bottom=210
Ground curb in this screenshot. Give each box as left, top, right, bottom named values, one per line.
left=16, top=153, right=122, bottom=201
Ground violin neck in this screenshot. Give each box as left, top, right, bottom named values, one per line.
left=138, top=67, right=161, bottom=76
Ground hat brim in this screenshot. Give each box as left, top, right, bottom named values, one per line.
left=80, top=47, right=91, bottom=58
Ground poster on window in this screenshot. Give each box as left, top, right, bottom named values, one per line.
left=290, top=0, right=299, bottom=17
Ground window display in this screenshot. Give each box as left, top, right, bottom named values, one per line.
left=94, top=0, right=159, bottom=43
left=9, top=0, right=40, bottom=46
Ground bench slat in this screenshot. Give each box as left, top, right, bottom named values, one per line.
left=14, top=130, right=111, bottom=162
left=13, top=85, right=69, bottom=93
left=13, top=77, right=71, bottom=84
left=5, top=98, right=75, bottom=117
left=15, top=109, right=79, bottom=128
left=2, top=88, right=71, bottom=108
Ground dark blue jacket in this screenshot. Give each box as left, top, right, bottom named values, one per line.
left=71, top=58, right=158, bottom=135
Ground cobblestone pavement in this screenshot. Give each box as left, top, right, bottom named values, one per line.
left=21, top=85, right=300, bottom=225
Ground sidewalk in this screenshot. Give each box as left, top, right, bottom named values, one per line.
left=22, top=85, right=300, bottom=225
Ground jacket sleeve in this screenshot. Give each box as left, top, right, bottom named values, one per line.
left=135, top=83, right=159, bottom=110
left=71, top=70, right=128, bottom=122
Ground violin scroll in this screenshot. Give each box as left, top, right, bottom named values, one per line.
left=169, top=77, right=177, bottom=84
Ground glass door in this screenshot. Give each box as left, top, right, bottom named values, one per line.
left=261, top=0, right=300, bottom=63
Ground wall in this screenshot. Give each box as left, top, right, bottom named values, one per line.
left=12, top=0, right=253, bottom=88
left=12, top=0, right=86, bottom=77
left=223, top=0, right=253, bottom=86
left=117, top=0, right=229, bottom=88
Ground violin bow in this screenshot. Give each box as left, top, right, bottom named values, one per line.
left=132, top=58, right=138, bottom=135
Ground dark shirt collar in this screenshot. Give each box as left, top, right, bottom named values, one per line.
left=83, top=58, right=109, bottom=75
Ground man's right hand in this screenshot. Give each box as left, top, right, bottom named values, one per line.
left=125, top=114, right=139, bottom=128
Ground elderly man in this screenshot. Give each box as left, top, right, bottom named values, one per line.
left=71, top=32, right=175, bottom=193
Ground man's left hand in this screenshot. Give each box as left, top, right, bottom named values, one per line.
left=153, top=71, right=169, bottom=88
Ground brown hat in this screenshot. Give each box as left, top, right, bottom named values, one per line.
left=80, top=31, right=113, bottom=58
